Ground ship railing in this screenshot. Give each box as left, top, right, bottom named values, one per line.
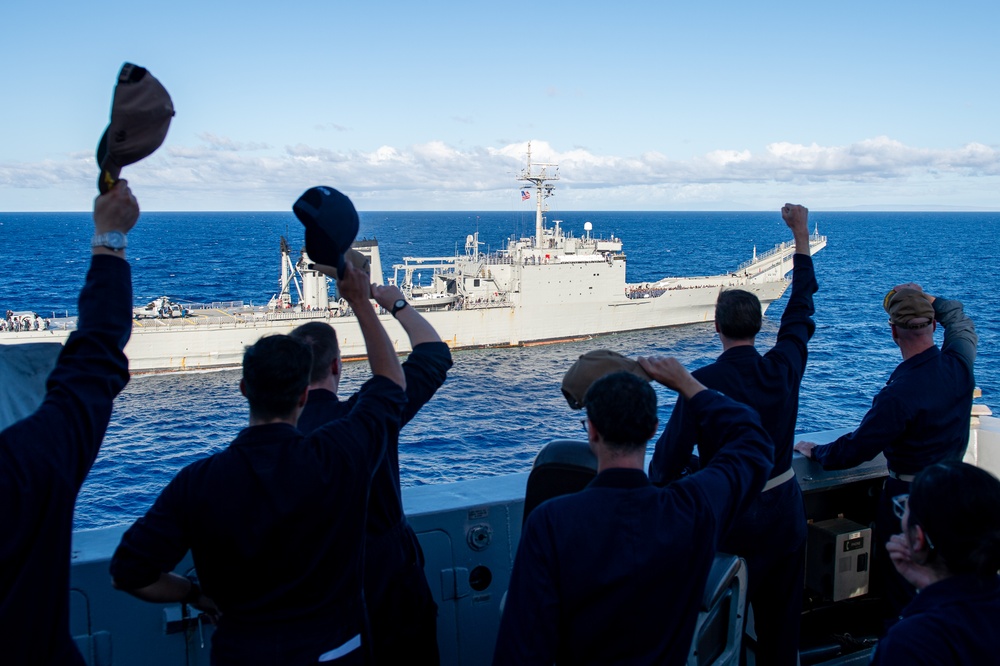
left=185, top=300, right=246, bottom=311
left=0, top=320, right=77, bottom=332
left=462, top=295, right=513, bottom=310
left=736, top=240, right=793, bottom=272
left=735, top=233, right=828, bottom=273
left=264, top=310, right=330, bottom=322
left=130, top=309, right=332, bottom=329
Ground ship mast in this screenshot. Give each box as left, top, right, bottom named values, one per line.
left=518, top=142, right=559, bottom=248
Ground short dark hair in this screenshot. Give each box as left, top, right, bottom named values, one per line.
left=715, top=289, right=762, bottom=340
left=909, top=461, right=1000, bottom=577
left=289, top=321, right=340, bottom=384
left=242, top=335, right=312, bottom=420
left=584, top=372, right=657, bottom=451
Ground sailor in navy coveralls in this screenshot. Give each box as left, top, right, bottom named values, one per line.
left=649, top=203, right=815, bottom=666
left=494, top=362, right=773, bottom=665
left=0, top=182, right=138, bottom=666
left=293, top=281, right=451, bottom=665
left=871, top=461, right=1000, bottom=665
left=796, top=282, right=977, bottom=621
left=111, top=262, right=408, bottom=666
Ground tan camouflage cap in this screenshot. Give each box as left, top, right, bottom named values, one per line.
left=884, top=288, right=935, bottom=329
left=561, top=350, right=652, bottom=410
left=97, top=63, right=174, bottom=193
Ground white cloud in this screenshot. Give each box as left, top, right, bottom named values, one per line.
left=196, top=133, right=271, bottom=152
left=2, top=136, right=999, bottom=211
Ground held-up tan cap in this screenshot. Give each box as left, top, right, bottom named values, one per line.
left=884, top=288, right=935, bottom=329
left=96, top=63, right=175, bottom=193
left=561, top=350, right=652, bottom=410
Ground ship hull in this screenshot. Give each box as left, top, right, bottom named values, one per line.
left=0, top=275, right=790, bottom=373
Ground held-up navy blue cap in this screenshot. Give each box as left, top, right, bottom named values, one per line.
left=96, top=63, right=175, bottom=193
left=292, top=186, right=359, bottom=278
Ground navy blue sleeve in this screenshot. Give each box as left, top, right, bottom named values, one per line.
left=870, top=616, right=949, bottom=666
left=1, top=255, right=131, bottom=490
left=400, top=342, right=452, bottom=425
left=323, top=375, right=407, bottom=474
left=764, top=253, right=817, bottom=378
left=493, top=508, right=560, bottom=665
left=1, top=255, right=131, bottom=666
left=813, top=389, right=907, bottom=470
left=110, top=472, right=192, bottom=589
left=648, top=394, right=698, bottom=486
left=934, top=297, right=976, bottom=371
left=678, top=390, right=774, bottom=534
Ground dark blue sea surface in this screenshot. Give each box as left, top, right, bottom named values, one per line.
left=1, top=210, right=997, bottom=530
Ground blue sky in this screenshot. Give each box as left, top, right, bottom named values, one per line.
left=2, top=1, right=998, bottom=212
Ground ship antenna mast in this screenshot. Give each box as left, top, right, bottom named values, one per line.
left=518, top=141, right=559, bottom=248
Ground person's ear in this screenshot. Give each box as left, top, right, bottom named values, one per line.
left=910, top=525, right=932, bottom=561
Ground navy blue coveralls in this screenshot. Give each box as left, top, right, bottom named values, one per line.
left=649, top=252, right=817, bottom=666
left=110, top=376, right=406, bottom=666
left=870, top=574, right=1000, bottom=665
left=493, top=391, right=773, bottom=666
left=0, top=255, right=132, bottom=665
left=812, top=296, right=976, bottom=618
left=297, top=341, right=452, bottom=665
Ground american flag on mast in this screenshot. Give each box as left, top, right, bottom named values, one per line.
left=521, top=190, right=530, bottom=201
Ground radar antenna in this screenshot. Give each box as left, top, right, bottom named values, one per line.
left=518, top=141, right=560, bottom=248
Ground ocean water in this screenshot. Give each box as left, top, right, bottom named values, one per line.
left=1, top=209, right=997, bottom=530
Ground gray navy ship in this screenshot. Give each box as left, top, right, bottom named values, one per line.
left=2, top=147, right=826, bottom=373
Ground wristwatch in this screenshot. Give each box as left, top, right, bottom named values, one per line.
left=91, top=231, right=128, bottom=251
left=391, top=299, right=408, bottom=317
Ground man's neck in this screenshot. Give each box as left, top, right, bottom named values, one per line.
left=309, top=377, right=339, bottom=395
left=248, top=415, right=297, bottom=427
left=596, top=459, right=645, bottom=474
left=899, top=340, right=935, bottom=361
left=720, top=336, right=756, bottom=352
left=595, top=448, right=647, bottom=474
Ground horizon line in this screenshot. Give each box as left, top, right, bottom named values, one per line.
left=3, top=207, right=999, bottom=215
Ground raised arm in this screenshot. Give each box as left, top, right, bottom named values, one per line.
left=641, top=356, right=705, bottom=485
left=372, top=283, right=442, bottom=346
left=933, top=296, right=977, bottom=369
left=770, top=204, right=818, bottom=369
left=648, top=396, right=699, bottom=485
left=638, top=355, right=707, bottom=400
left=371, top=282, right=451, bottom=424
left=781, top=203, right=811, bottom=256
left=6, top=182, right=138, bottom=485
left=640, top=357, right=729, bottom=486
left=641, top=356, right=773, bottom=532
left=318, top=262, right=405, bottom=389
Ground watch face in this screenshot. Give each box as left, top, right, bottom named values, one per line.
left=94, top=231, right=128, bottom=250
left=394, top=299, right=406, bottom=309
left=105, top=231, right=127, bottom=249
